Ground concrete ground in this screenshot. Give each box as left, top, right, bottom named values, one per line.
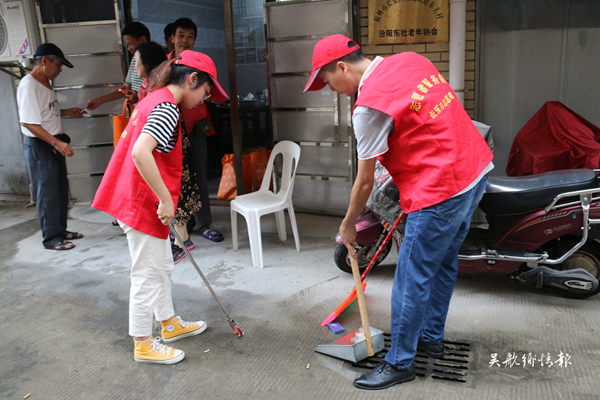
left=1, top=198, right=600, bottom=400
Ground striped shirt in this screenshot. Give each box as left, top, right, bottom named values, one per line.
left=125, top=58, right=145, bottom=92
left=141, top=102, right=180, bottom=154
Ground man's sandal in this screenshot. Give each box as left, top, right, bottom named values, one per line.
left=65, top=231, right=84, bottom=240
left=45, top=240, right=75, bottom=251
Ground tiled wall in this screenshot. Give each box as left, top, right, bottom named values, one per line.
left=358, top=0, right=476, bottom=117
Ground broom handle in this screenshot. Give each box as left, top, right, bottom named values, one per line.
left=350, top=256, right=374, bottom=356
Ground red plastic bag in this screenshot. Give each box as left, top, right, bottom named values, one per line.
left=217, top=145, right=272, bottom=200
left=218, top=154, right=249, bottom=200
left=246, top=146, right=272, bottom=192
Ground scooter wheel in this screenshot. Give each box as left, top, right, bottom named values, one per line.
left=558, top=241, right=600, bottom=299
left=333, top=241, right=393, bottom=274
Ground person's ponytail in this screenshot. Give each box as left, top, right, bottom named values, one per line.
left=146, top=56, right=211, bottom=94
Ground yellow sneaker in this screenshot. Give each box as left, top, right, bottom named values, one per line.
left=133, top=337, right=185, bottom=364
left=161, top=316, right=207, bottom=343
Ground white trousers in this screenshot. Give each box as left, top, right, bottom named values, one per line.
left=120, top=222, right=175, bottom=337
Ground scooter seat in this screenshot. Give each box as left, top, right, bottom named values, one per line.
left=479, top=169, right=598, bottom=216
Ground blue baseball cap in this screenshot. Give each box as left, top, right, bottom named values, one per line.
left=34, top=43, right=74, bottom=68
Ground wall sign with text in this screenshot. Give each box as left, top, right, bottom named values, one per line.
left=369, top=0, right=449, bottom=45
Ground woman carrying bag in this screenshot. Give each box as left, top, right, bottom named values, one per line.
left=92, top=51, right=229, bottom=364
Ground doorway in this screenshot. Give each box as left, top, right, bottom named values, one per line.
left=130, top=0, right=271, bottom=198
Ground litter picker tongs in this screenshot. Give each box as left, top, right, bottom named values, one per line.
left=166, top=214, right=244, bottom=337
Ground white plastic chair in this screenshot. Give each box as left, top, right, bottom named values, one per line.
left=230, top=141, right=301, bottom=268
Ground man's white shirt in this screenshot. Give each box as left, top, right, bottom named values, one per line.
left=17, top=74, right=62, bottom=137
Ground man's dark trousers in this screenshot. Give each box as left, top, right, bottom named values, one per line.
left=187, top=132, right=212, bottom=231
left=23, top=136, right=69, bottom=248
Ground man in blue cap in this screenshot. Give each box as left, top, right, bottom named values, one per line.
left=17, top=43, right=86, bottom=250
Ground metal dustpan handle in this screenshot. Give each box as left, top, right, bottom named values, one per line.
left=169, top=221, right=244, bottom=337
left=157, top=202, right=243, bottom=337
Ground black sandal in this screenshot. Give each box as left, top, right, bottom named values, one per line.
left=65, top=231, right=84, bottom=240
left=45, top=240, right=75, bottom=251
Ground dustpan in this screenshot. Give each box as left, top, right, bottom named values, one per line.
left=315, top=326, right=385, bottom=363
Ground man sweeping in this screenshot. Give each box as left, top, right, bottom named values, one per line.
left=304, top=35, right=493, bottom=390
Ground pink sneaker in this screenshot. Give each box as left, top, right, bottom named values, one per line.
left=172, top=245, right=187, bottom=264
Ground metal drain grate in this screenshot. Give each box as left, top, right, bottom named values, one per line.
left=351, top=333, right=474, bottom=384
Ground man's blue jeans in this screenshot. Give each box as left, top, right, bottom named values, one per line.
left=384, top=177, right=487, bottom=369
left=23, top=136, right=69, bottom=248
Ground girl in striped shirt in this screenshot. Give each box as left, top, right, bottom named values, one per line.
left=93, top=51, right=229, bottom=364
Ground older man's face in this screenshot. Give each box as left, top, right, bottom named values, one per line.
left=44, top=57, right=63, bottom=81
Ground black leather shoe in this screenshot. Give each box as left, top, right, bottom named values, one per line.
left=417, top=336, right=445, bottom=359
left=353, top=361, right=415, bottom=390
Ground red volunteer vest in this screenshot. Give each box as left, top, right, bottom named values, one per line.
left=354, top=53, right=493, bottom=213
left=92, top=86, right=182, bottom=238
left=167, top=50, right=215, bottom=136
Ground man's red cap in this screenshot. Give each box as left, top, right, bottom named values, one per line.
left=175, top=50, right=229, bottom=102
left=303, top=35, right=360, bottom=93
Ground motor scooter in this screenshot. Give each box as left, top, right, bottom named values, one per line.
left=335, top=165, right=600, bottom=299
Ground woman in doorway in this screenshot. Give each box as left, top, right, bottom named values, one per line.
left=92, top=51, right=229, bottom=364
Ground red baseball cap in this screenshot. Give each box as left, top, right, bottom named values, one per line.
left=304, top=35, right=360, bottom=92
left=175, top=50, right=229, bottom=102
